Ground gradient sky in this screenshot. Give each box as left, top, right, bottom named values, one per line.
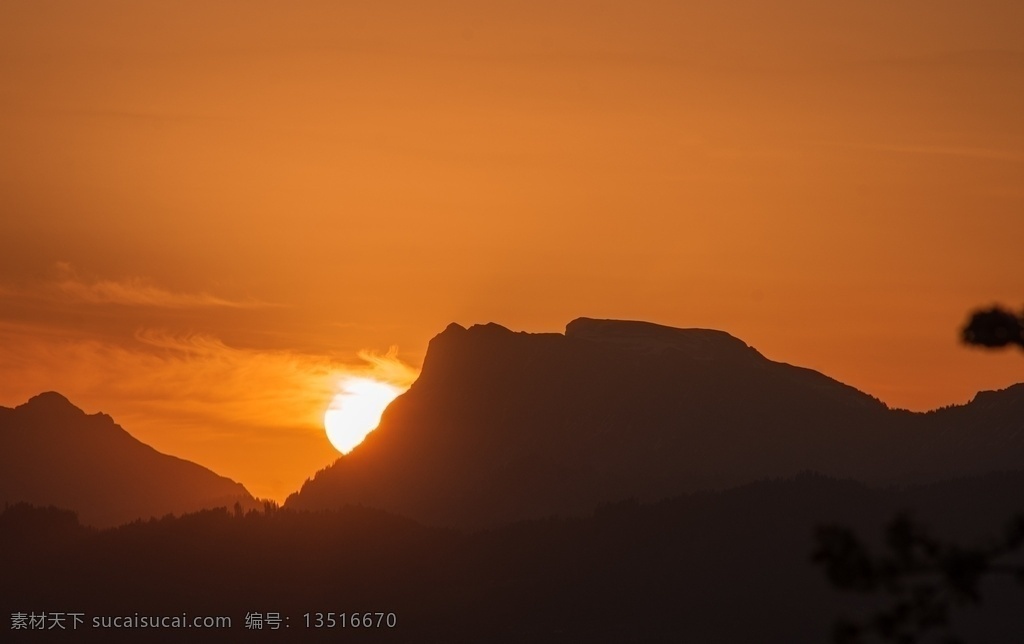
left=1, top=1, right=1022, bottom=501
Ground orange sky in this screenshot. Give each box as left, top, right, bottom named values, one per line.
left=1, top=1, right=1022, bottom=501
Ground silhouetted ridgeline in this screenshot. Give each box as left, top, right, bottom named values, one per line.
left=287, top=318, right=1024, bottom=527
left=0, top=392, right=257, bottom=527
left=4, top=319, right=1023, bottom=642
left=3, top=472, right=1024, bottom=643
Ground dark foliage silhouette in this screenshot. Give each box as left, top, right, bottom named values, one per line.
left=5, top=472, right=1024, bottom=643
left=815, top=305, right=1024, bottom=643
left=961, top=306, right=1023, bottom=349
left=814, top=513, right=1024, bottom=644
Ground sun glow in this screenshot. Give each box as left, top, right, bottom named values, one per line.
left=323, top=376, right=403, bottom=454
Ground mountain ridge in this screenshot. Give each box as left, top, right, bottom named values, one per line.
left=287, top=317, right=1024, bottom=527
left=0, top=392, right=257, bottom=528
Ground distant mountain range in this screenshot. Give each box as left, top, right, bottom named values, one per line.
left=3, top=317, right=1021, bottom=531
left=286, top=317, right=1024, bottom=527
left=0, top=392, right=255, bottom=527
left=2, top=318, right=1020, bottom=642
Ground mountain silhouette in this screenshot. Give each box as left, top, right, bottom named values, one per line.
left=287, top=317, right=1024, bottom=527
left=0, top=392, right=255, bottom=527
left=5, top=471, right=1024, bottom=643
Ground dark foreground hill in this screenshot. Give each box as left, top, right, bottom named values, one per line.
left=287, top=318, right=1024, bottom=527
left=3, top=472, right=1023, bottom=643
left=0, top=392, right=256, bottom=527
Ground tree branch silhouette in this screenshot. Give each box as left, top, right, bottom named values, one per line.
left=813, top=513, right=1024, bottom=644
left=814, top=303, right=1024, bottom=643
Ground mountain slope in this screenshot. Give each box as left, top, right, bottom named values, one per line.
left=287, top=317, right=1024, bottom=528
left=0, top=392, right=255, bottom=527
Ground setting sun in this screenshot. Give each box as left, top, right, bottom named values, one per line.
left=324, top=377, right=403, bottom=454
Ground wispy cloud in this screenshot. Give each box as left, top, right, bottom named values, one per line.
left=123, top=328, right=419, bottom=428
left=355, top=346, right=421, bottom=388
left=50, top=262, right=275, bottom=309
left=0, top=322, right=421, bottom=500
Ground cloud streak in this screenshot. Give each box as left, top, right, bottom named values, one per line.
left=51, top=263, right=275, bottom=309
left=0, top=321, right=420, bottom=500
left=814, top=141, right=1024, bottom=163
